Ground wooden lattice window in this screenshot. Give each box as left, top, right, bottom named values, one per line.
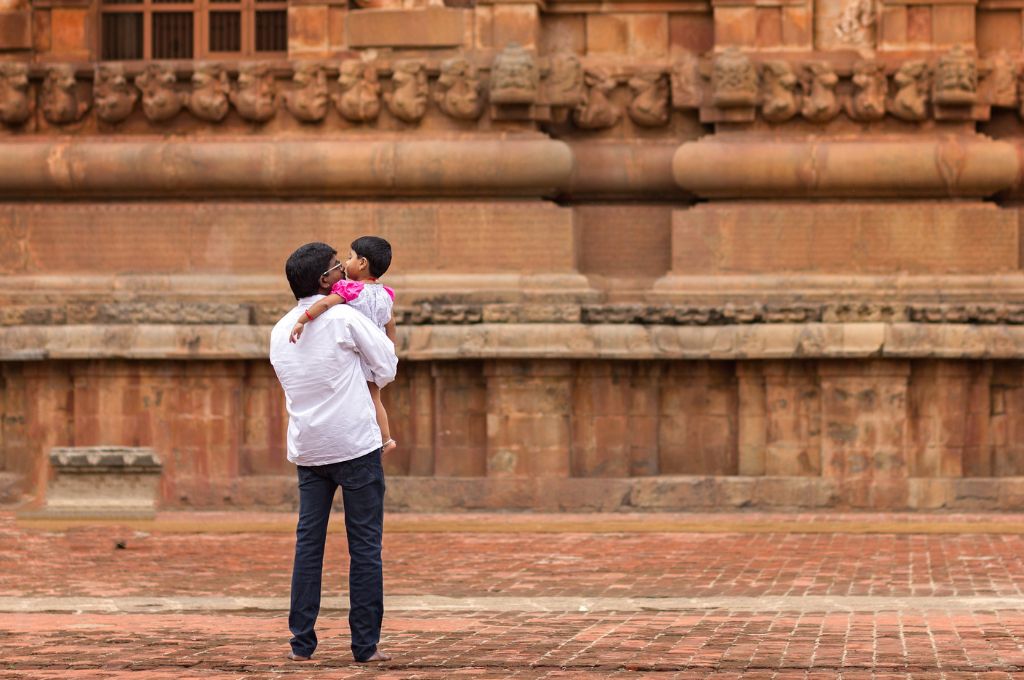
left=100, top=0, right=287, bottom=60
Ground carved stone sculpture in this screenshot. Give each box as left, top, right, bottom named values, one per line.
left=888, top=60, right=929, bottom=121
left=285, top=62, right=328, bottom=123
left=760, top=60, right=799, bottom=123
left=627, top=71, right=669, bottom=127
left=42, top=64, right=89, bottom=125
left=572, top=68, right=620, bottom=130
left=981, top=51, right=1017, bottom=108
left=0, top=62, right=31, bottom=126
left=334, top=60, right=381, bottom=123
left=231, top=63, right=276, bottom=122
left=834, top=0, right=875, bottom=47
left=712, top=47, right=758, bottom=108
left=134, top=64, right=185, bottom=122
left=846, top=60, right=887, bottom=121
left=188, top=63, right=230, bottom=122
left=545, top=52, right=583, bottom=107
left=490, top=42, right=539, bottom=105
left=800, top=62, right=840, bottom=122
left=435, top=57, right=483, bottom=120
left=94, top=63, right=138, bottom=124
left=671, top=52, right=702, bottom=109
left=933, top=45, right=977, bottom=106
left=385, top=60, right=428, bottom=123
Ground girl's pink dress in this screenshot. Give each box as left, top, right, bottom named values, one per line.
left=330, top=280, right=395, bottom=381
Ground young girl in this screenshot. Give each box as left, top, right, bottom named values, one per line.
left=290, top=236, right=397, bottom=453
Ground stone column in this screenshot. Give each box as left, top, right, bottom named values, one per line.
left=432, top=361, right=486, bottom=477
left=571, top=361, right=632, bottom=477
left=819, top=360, right=911, bottom=508
left=485, top=360, right=572, bottom=477
left=658, top=361, right=738, bottom=475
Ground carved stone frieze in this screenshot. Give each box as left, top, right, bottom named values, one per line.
left=94, top=63, right=137, bottom=124
left=435, top=57, right=483, bottom=120
left=134, top=64, right=185, bottom=122
left=981, top=51, right=1017, bottom=108
left=188, top=63, right=230, bottom=122
left=41, top=64, right=89, bottom=125
left=285, top=63, right=328, bottom=123
left=888, top=60, right=930, bottom=122
left=846, top=60, right=886, bottom=122
left=800, top=62, right=840, bottom=123
left=933, top=45, right=977, bottom=107
left=385, top=59, right=428, bottom=123
left=490, top=43, right=539, bottom=105
left=760, top=60, right=799, bottom=123
left=833, top=0, right=875, bottom=47
left=627, top=71, right=669, bottom=127
left=0, top=62, right=31, bottom=126
left=572, top=67, right=620, bottom=130
left=670, top=52, right=702, bottom=109
left=334, top=59, right=381, bottom=123
left=544, top=52, right=584, bottom=108
left=712, top=47, right=758, bottom=108
left=231, top=63, right=276, bottom=122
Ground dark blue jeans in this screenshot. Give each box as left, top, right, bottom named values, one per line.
left=289, top=449, right=385, bottom=661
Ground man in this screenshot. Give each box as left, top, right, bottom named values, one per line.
left=269, top=242, right=398, bottom=663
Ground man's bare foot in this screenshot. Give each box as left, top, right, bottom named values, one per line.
left=287, top=652, right=311, bottom=661
left=356, top=650, right=392, bottom=663
left=382, top=439, right=397, bottom=453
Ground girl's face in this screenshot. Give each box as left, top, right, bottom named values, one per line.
left=343, top=249, right=369, bottom=280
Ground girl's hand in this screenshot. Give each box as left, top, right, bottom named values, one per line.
left=290, top=322, right=305, bottom=343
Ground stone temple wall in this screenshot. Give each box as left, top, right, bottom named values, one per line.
left=3, top=0, right=1024, bottom=509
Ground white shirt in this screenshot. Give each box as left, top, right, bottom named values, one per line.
left=269, top=295, right=399, bottom=466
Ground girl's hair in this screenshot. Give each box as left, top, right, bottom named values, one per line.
left=352, top=236, right=392, bottom=278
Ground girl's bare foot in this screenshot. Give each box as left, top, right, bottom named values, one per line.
left=382, top=439, right=397, bottom=453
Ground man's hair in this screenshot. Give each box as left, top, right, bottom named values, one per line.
left=351, top=236, right=392, bottom=279
left=285, top=242, right=337, bottom=299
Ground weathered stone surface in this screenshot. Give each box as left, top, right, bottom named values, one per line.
left=347, top=7, right=466, bottom=48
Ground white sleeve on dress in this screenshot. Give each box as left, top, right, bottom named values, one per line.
left=343, top=312, right=398, bottom=388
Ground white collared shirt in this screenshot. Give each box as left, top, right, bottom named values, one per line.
left=269, top=295, right=399, bottom=466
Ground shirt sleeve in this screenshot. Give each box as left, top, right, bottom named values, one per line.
left=343, top=312, right=398, bottom=388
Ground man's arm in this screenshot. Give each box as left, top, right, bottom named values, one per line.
left=344, top=313, right=398, bottom=388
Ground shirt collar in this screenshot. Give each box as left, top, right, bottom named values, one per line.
left=298, top=294, right=326, bottom=305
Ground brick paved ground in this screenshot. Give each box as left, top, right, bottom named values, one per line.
left=4, top=512, right=1024, bottom=679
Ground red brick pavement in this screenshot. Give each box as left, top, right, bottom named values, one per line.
left=4, top=512, right=1024, bottom=679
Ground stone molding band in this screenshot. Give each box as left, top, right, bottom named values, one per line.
left=673, top=138, right=1020, bottom=199
left=0, top=138, right=572, bottom=198
left=4, top=322, right=1024, bottom=361
left=3, top=136, right=1022, bottom=198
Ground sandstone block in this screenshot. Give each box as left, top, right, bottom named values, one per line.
left=288, top=5, right=329, bottom=56
left=714, top=7, right=756, bottom=46
left=347, top=7, right=467, bottom=47
left=0, top=9, right=31, bottom=49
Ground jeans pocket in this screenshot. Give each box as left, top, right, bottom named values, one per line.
left=342, top=451, right=381, bottom=490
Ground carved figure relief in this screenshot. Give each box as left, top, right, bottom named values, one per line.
left=627, top=71, right=669, bottom=127
left=42, top=65, right=89, bottom=125
left=385, top=60, right=428, bottom=123
left=572, top=68, right=620, bottom=130
left=231, top=63, right=276, bottom=122
left=845, top=60, right=886, bottom=121
left=760, top=60, right=799, bottom=123
left=545, top=52, right=583, bottom=107
left=0, top=62, right=31, bottom=126
left=834, top=0, right=875, bottom=47
left=981, top=51, right=1017, bottom=108
left=490, top=43, right=539, bottom=105
left=800, top=62, right=840, bottom=122
left=671, top=52, right=702, bottom=109
left=334, top=60, right=381, bottom=123
left=285, top=63, right=328, bottom=123
left=94, top=64, right=138, bottom=124
left=712, top=47, right=758, bottom=108
left=435, top=57, right=483, bottom=120
left=888, top=60, right=930, bottom=121
left=932, top=45, right=977, bottom=106
left=134, top=64, right=185, bottom=122
left=188, top=64, right=230, bottom=122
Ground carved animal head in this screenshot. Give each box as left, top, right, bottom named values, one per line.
left=287, top=62, right=328, bottom=122
left=0, top=62, right=31, bottom=125
left=490, top=42, right=539, bottom=104
left=232, top=63, right=276, bottom=121
left=94, top=63, right=138, bottom=123
left=42, top=64, right=89, bottom=124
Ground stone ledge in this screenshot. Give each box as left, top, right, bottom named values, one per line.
left=7, top=323, right=1024, bottom=360
left=50, top=447, right=162, bottom=472
left=177, top=475, right=1024, bottom=511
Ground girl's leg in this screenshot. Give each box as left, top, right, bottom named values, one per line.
left=368, top=383, right=396, bottom=452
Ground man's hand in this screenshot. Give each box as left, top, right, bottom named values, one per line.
left=290, top=322, right=305, bottom=343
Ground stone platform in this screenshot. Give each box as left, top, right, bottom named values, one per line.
left=4, top=510, right=1024, bottom=678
